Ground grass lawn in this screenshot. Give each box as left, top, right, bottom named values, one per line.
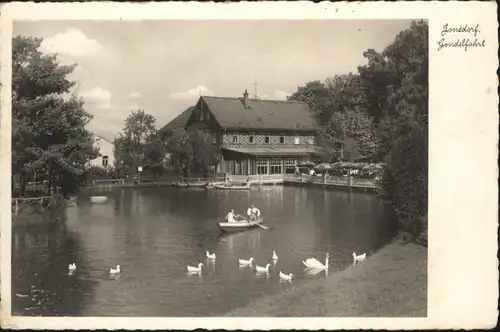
left=225, top=241, right=427, bottom=317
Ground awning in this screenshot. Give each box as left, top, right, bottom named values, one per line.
left=222, top=147, right=316, bottom=157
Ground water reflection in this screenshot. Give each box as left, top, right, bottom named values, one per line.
left=12, top=223, right=97, bottom=316
left=13, top=186, right=396, bottom=316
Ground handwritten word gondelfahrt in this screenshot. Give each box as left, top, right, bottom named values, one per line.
left=438, top=23, right=486, bottom=52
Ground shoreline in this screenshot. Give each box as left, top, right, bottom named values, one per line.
left=225, top=240, right=427, bottom=317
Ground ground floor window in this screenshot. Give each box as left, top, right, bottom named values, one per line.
left=284, top=159, right=296, bottom=174
left=270, top=159, right=282, bottom=174
left=256, top=159, right=268, bottom=175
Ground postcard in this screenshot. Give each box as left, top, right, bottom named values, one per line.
left=0, top=1, right=498, bottom=330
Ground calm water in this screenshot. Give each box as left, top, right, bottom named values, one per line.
left=12, top=186, right=396, bottom=316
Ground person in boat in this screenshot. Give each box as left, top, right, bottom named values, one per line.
left=248, top=204, right=261, bottom=221
left=226, top=208, right=236, bottom=223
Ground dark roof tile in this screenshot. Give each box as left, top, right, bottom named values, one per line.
left=200, top=96, right=318, bottom=132
left=159, top=106, right=195, bottom=133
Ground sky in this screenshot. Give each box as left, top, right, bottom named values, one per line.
left=14, top=20, right=413, bottom=141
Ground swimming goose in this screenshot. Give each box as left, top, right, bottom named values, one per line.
left=352, top=252, right=367, bottom=263
left=255, top=263, right=270, bottom=273
left=206, top=251, right=216, bottom=260
left=272, top=250, right=278, bottom=260
left=68, top=263, right=76, bottom=271
left=238, top=257, right=254, bottom=266
left=302, top=253, right=329, bottom=270
left=109, top=265, right=121, bottom=274
left=279, top=271, right=293, bottom=282
left=187, top=263, right=203, bottom=273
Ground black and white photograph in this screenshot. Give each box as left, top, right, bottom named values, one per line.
left=0, top=1, right=497, bottom=330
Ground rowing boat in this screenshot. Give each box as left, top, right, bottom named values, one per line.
left=217, top=218, right=264, bottom=233
left=186, top=181, right=209, bottom=188
left=214, top=183, right=251, bottom=190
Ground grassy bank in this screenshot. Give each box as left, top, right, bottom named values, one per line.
left=225, top=241, right=427, bottom=317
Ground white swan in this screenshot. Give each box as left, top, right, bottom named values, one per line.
left=206, top=251, right=216, bottom=260
left=353, top=252, right=366, bottom=263
left=68, top=263, right=76, bottom=271
left=272, top=250, right=278, bottom=260
left=238, top=257, right=254, bottom=266
left=279, top=271, right=293, bottom=282
left=109, top=265, right=121, bottom=274
left=302, top=253, right=329, bottom=270
left=255, top=263, right=270, bottom=273
left=187, top=262, right=203, bottom=273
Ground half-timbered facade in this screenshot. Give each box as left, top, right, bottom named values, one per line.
left=183, top=90, right=318, bottom=175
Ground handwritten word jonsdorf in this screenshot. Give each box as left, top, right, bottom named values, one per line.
left=438, top=23, right=486, bottom=51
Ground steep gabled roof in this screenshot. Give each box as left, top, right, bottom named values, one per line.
left=159, top=106, right=195, bottom=134
left=90, top=131, right=114, bottom=144
left=199, top=96, right=318, bottom=132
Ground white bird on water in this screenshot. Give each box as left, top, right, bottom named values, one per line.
left=187, top=263, right=203, bottom=273
left=352, top=252, right=367, bottom=264
left=279, top=271, right=293, bottom=282
left=109, top=265, right=121, bottom=274
left=68, top=263, right=76, bottom=271
left=272, top=250, right=278, bottom=261
left=302, top=253, right=329, bottom=270
left=206, top=251, right=216, bottom=260
left=255, top=263, right=270, bottom=274
left=238, top=257, right=254, bottom=267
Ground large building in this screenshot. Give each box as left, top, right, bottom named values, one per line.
left=89, top=133, right=115, bottom=170
left=171, top=90, right=319, bottom=175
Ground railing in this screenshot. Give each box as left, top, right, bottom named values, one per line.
left=283, top=174, right=379, bottom=189
left=11, top=195, right=66, bottom=223
left=92, top=179, right=125, bottom=185
left=228, top=174, right=284, bottom=184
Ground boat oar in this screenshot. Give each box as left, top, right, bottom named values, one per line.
left=256, top=223, right=271, bottom=230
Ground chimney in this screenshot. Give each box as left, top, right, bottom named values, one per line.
left=243, top=89, right=249, bottom=108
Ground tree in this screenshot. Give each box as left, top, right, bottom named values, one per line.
left=166, top=127, right=220, bottom=177
left=358, top=20, right=429, bottom=239
left=118, top=110, right=158, bottom=173
left=12, top=36, right=99, bottom=197
left=289, top=73, right=380, bottom=162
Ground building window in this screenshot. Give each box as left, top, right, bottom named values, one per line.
left=270, top=159, right=283, bottom=174
left=200, top=110, right=204, bottom=121
left=284, top=159, right=296, bottom=174
left=279, top=136, right=285, bottom=144
left=264, top=136, right=270, bottom=144
left=294, top=136, right=300, bottom=145
left=256, top=159, right=268, bottom=175
left=102, top=155, right=109, bottom=167
left=249, top=134, right=255, bottom=144
left=232, top=135, right=239, bottom=144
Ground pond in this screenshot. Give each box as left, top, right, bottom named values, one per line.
left=12, top=185, right=396, bottom=316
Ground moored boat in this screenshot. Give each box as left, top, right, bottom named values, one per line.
left=217, top=218, right=264, bottom=233
left=214, top=183, right=251, bottom=190
left=90, top=196, right=108, bottom=204
left=186, top=181, right=209, bottom=188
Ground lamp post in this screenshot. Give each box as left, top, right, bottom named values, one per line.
left=137, top=166, right=143, bottom=184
